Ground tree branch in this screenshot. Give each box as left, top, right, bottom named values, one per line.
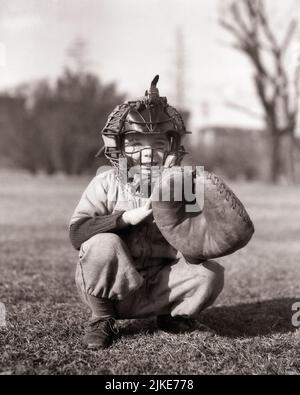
left=281, top=20, right=298, bottom=53
left=256, top=1, right=279, bottom=51
left=219, top=18, right=249, bottom=48
left=220, top=1, right=277, bottom=86
left=230, top=1, right=252, bottom=37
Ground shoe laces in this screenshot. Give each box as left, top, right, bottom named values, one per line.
left=88, top=317, right=119, bottom=336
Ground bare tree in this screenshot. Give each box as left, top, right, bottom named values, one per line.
left=220, top=0, right=300, bottom=183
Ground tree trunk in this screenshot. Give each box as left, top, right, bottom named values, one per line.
left=270, top=132, right=281, bottom=183
left=286, top=132, right=296, bottom=184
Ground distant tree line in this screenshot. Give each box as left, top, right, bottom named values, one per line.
left=0, top=69, right=124, bottom=174
left=0, top=67, right=299, bottom=182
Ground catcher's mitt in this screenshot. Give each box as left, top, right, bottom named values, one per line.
left=151, top=168, right=254, bottom=260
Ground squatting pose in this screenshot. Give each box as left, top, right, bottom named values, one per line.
left=69, top=76, right=254, bottom=349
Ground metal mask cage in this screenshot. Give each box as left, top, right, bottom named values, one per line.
left=97, top=75, right=190, bottom=169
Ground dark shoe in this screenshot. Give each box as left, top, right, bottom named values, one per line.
left=83, top=317, right=119, bottom=349
left=157, top=315, right=210, bottom=333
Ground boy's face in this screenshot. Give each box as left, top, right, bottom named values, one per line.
left=123, top=134, right=170, bottom=169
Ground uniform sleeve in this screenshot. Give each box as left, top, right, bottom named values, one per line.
left=69, top=212, right=125, bottom=250
left=69, top=175, right=109, bottom=224
left=69, top=175, right=126, bottom=250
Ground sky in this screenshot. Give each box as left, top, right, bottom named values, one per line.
left=0, top=0, right=299, bottom=133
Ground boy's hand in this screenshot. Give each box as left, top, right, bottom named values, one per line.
left=121, top=199, right=153, bottom=226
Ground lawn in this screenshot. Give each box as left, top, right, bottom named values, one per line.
left=0, top=170, right=299, bottom=375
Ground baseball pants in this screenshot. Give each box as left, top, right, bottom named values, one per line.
left=75, top=233, right=224, bottom=319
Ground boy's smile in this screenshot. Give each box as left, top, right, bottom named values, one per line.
left=123, top=134, right=170, bottom=170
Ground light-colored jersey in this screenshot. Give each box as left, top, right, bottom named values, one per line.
left=70, top=169, right=177, bottom=267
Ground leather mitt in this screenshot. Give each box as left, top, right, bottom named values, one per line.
left=151, top=168, right=254, bottom=261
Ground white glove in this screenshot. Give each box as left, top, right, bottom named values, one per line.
left=122, top=199, right=153, bottom=226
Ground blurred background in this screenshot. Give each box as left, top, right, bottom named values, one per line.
left=1, top=1, right=300, bottom=375
left=1, top=0, right=300, bottom=183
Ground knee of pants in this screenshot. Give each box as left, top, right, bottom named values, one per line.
left=170, top=260, right=224, bottom=317
left=76, top=232, right=141, bottom=299
left=80, top=233, right=126, bottom=264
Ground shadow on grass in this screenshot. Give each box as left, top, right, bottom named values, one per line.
left=120, top=298, right=299, bottom=338
left=199, top=298, right=299, bottom=337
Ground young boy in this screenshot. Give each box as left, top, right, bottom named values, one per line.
left=69, top=76, right=225, bottom=349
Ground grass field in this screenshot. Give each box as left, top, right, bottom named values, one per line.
left=0, top=170, right=299, bottom=375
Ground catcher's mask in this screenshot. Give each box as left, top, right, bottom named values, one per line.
left=96, top=75, right=190, bottom=169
